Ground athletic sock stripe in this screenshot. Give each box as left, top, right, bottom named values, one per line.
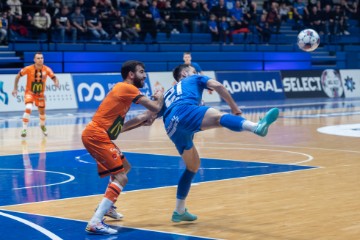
left=99, top=165, right=124, bottom=176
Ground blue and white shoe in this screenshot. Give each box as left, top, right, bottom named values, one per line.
left=172, top=208, right=198, bottom=222
left=254, top=108, right=279, bottom=137
left=85, top=219, right=117, bottom=235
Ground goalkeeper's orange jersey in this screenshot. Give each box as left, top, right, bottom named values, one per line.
left=19, top=64, right=55, bottom=95
left=91, top=82, right=144, bottom=140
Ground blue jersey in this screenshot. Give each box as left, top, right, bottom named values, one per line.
left=159, top=75, right=212, bottom=154
left=161, top=74, right=211, bottom=117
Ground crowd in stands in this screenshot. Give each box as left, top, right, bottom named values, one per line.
left=0, top=0, right=359, bottom=45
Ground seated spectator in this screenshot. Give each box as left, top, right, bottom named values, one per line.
left=123, top=8, right=140, bottom=43
left=293, top=0, right=309, bottom=30
left=86, top=5, right=109, bottom=40
left=219, top=15, right=233, bottom=44
left=136, top=0, right=157, bottom=42
left=308, top=5, right=323, bottom=34
left=174, top=0, right=191, bottom=33
left=279, top=3, right=289, bottom=22
left=256, top=14, right=271, bottom=44
left=71, top=5, right=88, bottom=41
left=265, top=2, right=281, bottom=34
left=54, top=5, right=77, bottom=42
left=31, top=7, right=51, bottom=40
left=333, top=4, right=349, bottom=35
left=321, top=4, right=334, bottom=35
left=0, top=11, right=8, bottom=44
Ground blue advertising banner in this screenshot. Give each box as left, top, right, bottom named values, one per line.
left=215, top=71, right=285, bottom=101
left=72, top=74, right=152, bottom=109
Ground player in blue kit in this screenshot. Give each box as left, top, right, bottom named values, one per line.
left=122, top=64, right=279, bottom=223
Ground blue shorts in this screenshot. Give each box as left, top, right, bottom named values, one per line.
left=164, top=105, right=210, bottom=155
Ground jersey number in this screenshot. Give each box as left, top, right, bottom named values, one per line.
left=164, top=82, right=182, bottom=107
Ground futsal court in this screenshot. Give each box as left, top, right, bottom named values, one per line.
left=0, top=98, right=359, bottom=240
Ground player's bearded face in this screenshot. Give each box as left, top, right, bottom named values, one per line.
left=133, top=71, right=146, bottom=88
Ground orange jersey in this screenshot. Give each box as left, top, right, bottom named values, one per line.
left=19, top=64, right=55, bottom=95
left=91, top=82, right=143, bottom=140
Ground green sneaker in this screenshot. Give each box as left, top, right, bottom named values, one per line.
left=254, top=108, right=279, bottom=137
left=40, top=125, right=48, bottom=137
left=171, top=208, right=197, bottom=223
left=21, top=129, right=27, bottom=138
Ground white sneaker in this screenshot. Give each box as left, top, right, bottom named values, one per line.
left=85, top=219, right=117, bottom=235
left=105, top=205, right=124, bottom=220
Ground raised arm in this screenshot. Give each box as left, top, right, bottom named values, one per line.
left=206, top=79, right=242, bottom=115
left=137, top=91, right=164, bottom=113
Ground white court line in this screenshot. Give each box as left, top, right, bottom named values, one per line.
left=0, top=211, right=62, bottom=240
left=0, top=168, right=75, bottom=190
left=0, top=209, right=219, bottom=240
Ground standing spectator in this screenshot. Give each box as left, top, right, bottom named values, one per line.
left=71, top=5, right=88, bottom=41
left=208, top=13, right=219, bottom=43
left=219, top=15, right=233, bottom=44
left=31, top=7, right=51, bottom=40
left=86, top=5, right=109, bottom=40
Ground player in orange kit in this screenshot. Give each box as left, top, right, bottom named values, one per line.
left=12, top=52, right=59, bottom=138
left=82, top=60, right=163, bottom=235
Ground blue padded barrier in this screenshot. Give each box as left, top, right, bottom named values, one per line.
left=25, top=62, right=63, bottom=72
left=55, top=43, right=85, bottom=51
left=64, top=52, right=182, bottom=62
left=192, top=52, right=262, bottom=61
left=64, top=61, right=167, bottom=73
left=85, top=44, right=121, bottom=51
left=159, top=44, right=191, bottom=52
left=221, top=44, right=245, bottom=51
left=24, top=52, right=63, bottom=62
left=191, top=44, right=221, bottom=52
left=265, top=61, right=311, bottom=70
left=264, top=52, right=311, bottom=61
left=121, top=44, right=148, bottom=52
left=10, top=42, right=49, bottom=51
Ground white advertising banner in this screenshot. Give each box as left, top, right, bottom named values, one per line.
left=0, top=74, right=77, bottom=112
left=339, top=69, right=360, bottom=98
left=148, top=71, right=221, bottom=103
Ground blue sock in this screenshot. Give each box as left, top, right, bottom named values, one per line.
left=220, top=114, right=246, bottom=132
left=177, top=169, right=196, bottom=200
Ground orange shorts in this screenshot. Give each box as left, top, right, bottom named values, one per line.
left=81, top=121, right=125, bottom=178
left=25, top=92, right=45, bottom=108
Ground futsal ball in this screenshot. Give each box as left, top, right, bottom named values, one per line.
left=297, top=29, right=320, bottom=52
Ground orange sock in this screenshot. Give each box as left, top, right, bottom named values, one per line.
left=104, top=182, right=122, bottom=203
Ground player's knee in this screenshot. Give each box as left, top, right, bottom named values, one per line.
left=112, top=172, right=128, bottom=187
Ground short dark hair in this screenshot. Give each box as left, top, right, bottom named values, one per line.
left=121, top=60, right=145, bottom=79
left=173, top=64, right=191, bottom=82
